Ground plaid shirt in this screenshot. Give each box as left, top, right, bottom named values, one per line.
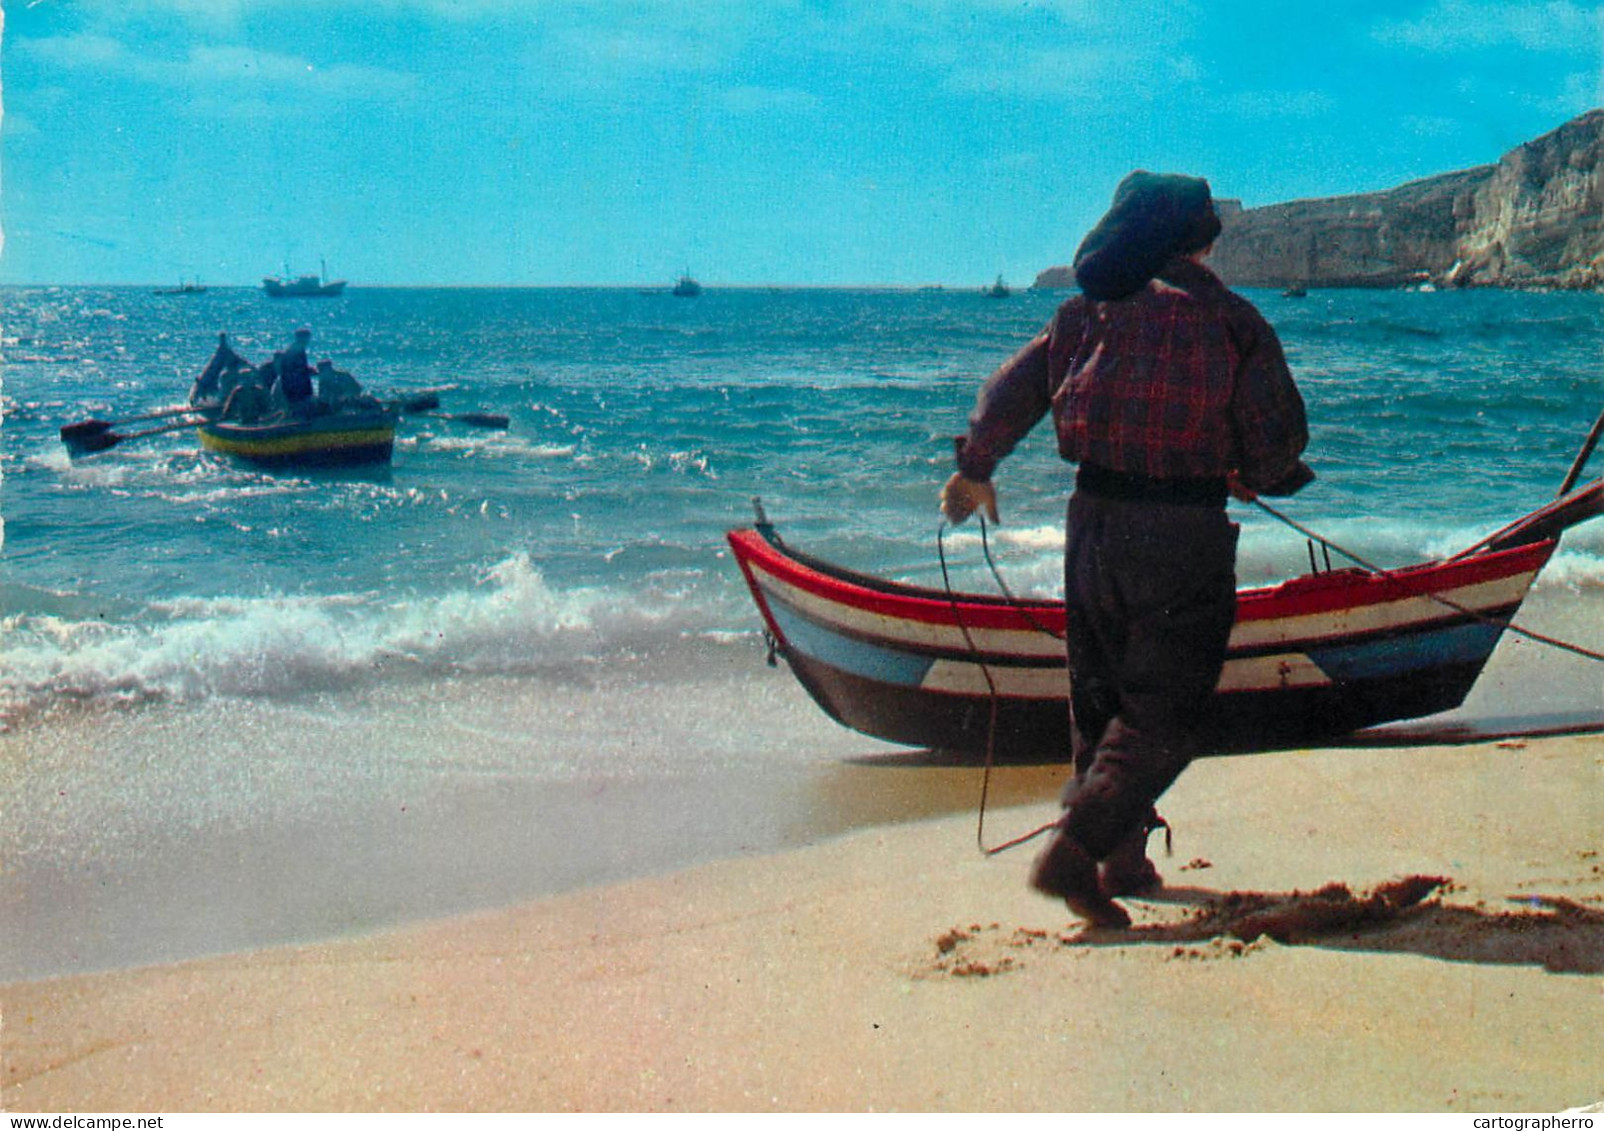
left=957, top=257, right=1309, bottom=492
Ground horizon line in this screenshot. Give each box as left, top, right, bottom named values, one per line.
left=0, top=280, right=1056, bottom=292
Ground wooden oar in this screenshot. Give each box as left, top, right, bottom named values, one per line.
left=416, top=411, right=510, bottom=429
left=65, top=417, right=206, bottom=455
left=59, top=405, right=201, bottom=442
left=1557, top=404, right=1604, bottom=497
left=391, top=393, right=507, bottom=428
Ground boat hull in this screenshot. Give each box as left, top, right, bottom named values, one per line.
left=197, top=410, right=396, bottom=467
left=727, top=522, right=1565, bottom=761
left=262, top=278, right=347, bottom=298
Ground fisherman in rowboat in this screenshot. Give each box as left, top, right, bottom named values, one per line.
left=189, top=332, right=251, bottom=406
left=315, top=359, right=364, bottom=407
left=276, top=327, right=317, bottom=415
left=941, top=171, right=1314, bottom=928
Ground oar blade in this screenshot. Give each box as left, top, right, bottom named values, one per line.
left=59, top=419, right=114, bottom=441
left=64, top=416, right=205, bottom=457
left=448, top=412, right=510, bottom=429
left=66, top=431, right=122, bottom=455
left=61, top=405, right=201, bottom=443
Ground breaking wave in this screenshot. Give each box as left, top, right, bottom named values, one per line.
left=0, top=554, right=726, bottom=728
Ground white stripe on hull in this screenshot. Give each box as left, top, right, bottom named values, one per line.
left=751, top=565, right=1062, bottom=658
left=919, top=650, right=1331, bottom=698
left=1228, top=572, right=1539, bottom=648
left=750, top=558, right=1539, bottom=663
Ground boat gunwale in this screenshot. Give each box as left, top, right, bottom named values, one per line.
left=197, top=409, right=397, bottom=442
left=751, top=568, right=1531, bottom=671
left=727, top=524, right=1559, bottom=634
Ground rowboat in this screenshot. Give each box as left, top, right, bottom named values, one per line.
left=197, top=405, right=397, bottom=467
left=727, top=477, right=1604, bottom=760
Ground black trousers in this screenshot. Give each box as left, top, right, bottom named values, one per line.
left=1059, top=490, right=1239, bottom=859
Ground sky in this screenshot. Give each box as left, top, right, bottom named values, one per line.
left=1, top=0, right=1601, bottom=287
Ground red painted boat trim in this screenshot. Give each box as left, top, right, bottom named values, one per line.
left=726, top=526, right=1555, bottom=634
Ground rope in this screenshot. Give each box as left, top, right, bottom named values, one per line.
left=942, top=496, right=1604, bottom=857
left=1250, top=497, right=1604, bottom=665
left=937, top=519, right=1059, bottom=856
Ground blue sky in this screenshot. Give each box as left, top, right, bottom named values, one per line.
left=2, top=0, right=1601, bottom=286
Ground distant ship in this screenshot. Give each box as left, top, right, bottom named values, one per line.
left=672, top=274, right=702, bottom=297
left=154, top=279, right=207, bottom=296
left=985, top=275, right=1011, bottom=298
left=263, top=260, right=347, bottom=298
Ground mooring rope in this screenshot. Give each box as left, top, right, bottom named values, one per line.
left=936, top=519, right=1059, bottom=857
left=1249, top=497, right=1604, bottom=665
left=941, top=498, right=1604, bottom=857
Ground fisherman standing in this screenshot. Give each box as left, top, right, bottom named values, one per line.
left=277, top=327, right=317, bottom=410
left=189, top=332, right=249, bottom=406
left=941, top=171, right=1313, bottom=928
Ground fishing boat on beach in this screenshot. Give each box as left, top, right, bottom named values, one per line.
left=263, top=260, right=347, bottom=298
left=728, top=455, right=1604, bottom=760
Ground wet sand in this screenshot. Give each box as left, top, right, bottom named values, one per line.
left=4, top=734, right=1601, bottom=1112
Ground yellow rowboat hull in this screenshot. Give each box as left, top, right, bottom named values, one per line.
left=197, top=409, right=397, bottom=467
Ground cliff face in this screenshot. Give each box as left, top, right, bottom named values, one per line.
left=1452, top=110, right=1604, bottom=288
left=1032, top=109, right=1604, bottom=290
left=1207, top=168, right=1492, bottom=288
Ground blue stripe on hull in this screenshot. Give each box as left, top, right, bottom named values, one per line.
left=765, top=598, right=936, bottom=688
left=1305, top=620, right=1506, bottom=683
left=766, top=584, right=1511, bottom=702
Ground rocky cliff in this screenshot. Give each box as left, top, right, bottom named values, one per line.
left=1032, top=109, right=1604, bottom=291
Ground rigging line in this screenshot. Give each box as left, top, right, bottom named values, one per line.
left=1251, top=497, right=1604, bottom=665
left=937, top=518, right=1058, bottom=857
left=977, top=519, right=1065, bottom=641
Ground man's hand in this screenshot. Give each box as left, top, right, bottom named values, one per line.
left=940, top=472, right=1000, bottom=525
left=1226, top=471, right=1257, bottom=503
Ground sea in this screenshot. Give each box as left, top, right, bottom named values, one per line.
left=5, top=282, right=1604, bottom=981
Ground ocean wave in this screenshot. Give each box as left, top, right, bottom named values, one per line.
left=1532, top=546, right=1604, bottom=592
left=0, top=554, right=709, bottom=728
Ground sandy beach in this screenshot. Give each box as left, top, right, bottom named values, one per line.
left=3, top=733, right=1600, bottom=1113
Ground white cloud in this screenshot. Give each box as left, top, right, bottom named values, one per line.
left=19, top=33, right=414, bottom=104
left=21, top=32, right=128, bottom=70
left=828, top=0, right=1201, bottom=106
left=1400, top=113, right=1463, bottom=138
left=66, top=0, right=765, bottom=30
left=20, top=0, right=1208, bottom=111
left=1373, top=0, right=1604, bottom=53
left=551, top=24, right=722, bottom=76
left=943, top=40, right=1205, bottom=105
left=4, top=112, right=42, bottom=140
left=716, top=86, right=822, bottom=116
left=1220, top=89, right=1338, bottom=120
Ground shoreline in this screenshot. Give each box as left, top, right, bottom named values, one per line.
left=5, top=734, right=1600, bottom=1112
left=0, top=662, right=1066, bottom=985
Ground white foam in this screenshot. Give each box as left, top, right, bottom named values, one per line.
left=0, top=554, right=705, bottom=727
